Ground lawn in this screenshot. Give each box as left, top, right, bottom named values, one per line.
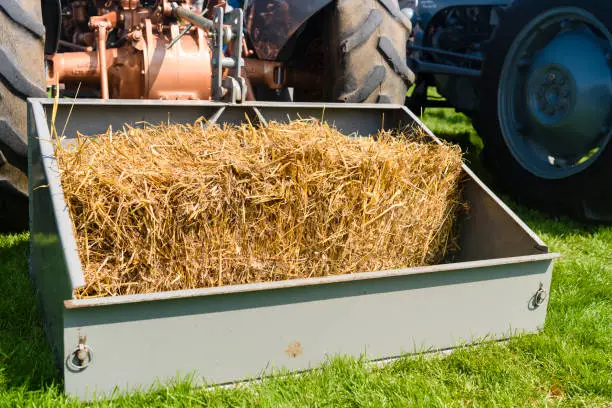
left=0, top=108, right=610, bottom=407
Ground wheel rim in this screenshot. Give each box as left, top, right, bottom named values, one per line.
left=498, top=7, right=612, bottom=179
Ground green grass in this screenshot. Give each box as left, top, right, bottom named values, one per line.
left=1, top=110, right=611, bottom=406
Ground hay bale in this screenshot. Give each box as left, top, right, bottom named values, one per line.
left=55, top=119, right=465, bottom=298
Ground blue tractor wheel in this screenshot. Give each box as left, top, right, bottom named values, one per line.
left=477, top=0, right=612, bottom=221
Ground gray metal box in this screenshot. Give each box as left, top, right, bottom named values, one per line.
left=27, top=99, right=558, bottom=400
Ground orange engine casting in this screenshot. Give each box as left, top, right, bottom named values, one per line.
left=47, top=0, right=213, bottom=100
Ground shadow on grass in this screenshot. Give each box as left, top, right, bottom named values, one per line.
left=0, top=234, right=59, bottom=392
left=435, top=130, right=475, bottom=150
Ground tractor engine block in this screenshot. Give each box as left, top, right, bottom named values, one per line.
left=46, top=0, right=213, bottom=100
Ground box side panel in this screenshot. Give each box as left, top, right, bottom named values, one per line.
left=47, top=103, right=409, bottom=141
left=28, top=103, right=74, bottom=368
left=46, top=104, right=224, bottom=142
left=64, top=260, right=553, bottom=399
left=254, top=105, right=408, bottom=136
left=455, top=180, right=547, bottom=262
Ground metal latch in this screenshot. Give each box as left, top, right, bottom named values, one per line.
left=66, top=335, right=93, bottom=372
left=529, top=283, right=548, bottom=309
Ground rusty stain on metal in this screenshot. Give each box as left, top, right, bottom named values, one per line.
left=285, top=341, right=303, bottom=358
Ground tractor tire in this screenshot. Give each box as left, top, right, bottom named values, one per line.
left=476, top=0, right=612, bottom=221
left=327, top=0, right=414, bottom=104
left=0, top=0, right=46, bottom=232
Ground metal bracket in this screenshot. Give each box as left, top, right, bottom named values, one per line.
left=212, top=7, right=246, bottom=103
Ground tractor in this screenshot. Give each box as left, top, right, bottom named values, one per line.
left=402, top=0, right=611, bottom=222
left=0, top=0, right=610, bottom=232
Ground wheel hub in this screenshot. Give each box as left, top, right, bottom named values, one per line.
left=532, top=67, right=573, bottom=120
left=524, top=31, right=612, bottom=157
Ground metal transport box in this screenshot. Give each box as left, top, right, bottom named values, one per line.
left=27, top=99, right=559, bottom=400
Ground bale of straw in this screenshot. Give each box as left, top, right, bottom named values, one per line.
left=55, top=119, right=465, bottom=298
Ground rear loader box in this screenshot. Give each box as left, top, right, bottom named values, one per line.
left=27, top=99, right=559, bottom=400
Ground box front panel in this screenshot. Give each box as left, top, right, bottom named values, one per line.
left=63, top=260, right=553, bottom=399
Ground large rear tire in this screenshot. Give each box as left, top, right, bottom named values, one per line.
left=0, top=0, right=46, bottom=232
left=327, top=0, right=414, bottom=104
left=477, top=0, right=612, bottom=221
